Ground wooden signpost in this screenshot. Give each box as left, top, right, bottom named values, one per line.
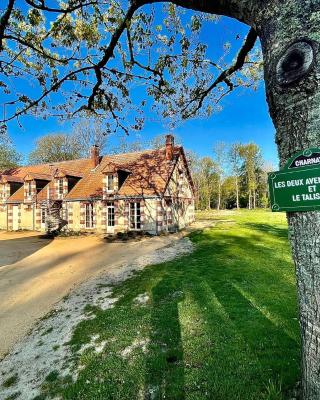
left=268, top=148, right=320, bottom=212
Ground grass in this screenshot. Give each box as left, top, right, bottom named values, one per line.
left=2, top=374, right=18, bottom=388
left=41, top=209, right=300, bottom=400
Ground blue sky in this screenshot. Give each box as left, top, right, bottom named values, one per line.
left=3, top=9, right=278, bottom=166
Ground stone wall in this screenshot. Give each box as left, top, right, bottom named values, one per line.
left=0, top=204, right=7, bottom=230
left=20, top=204, right=34, bottom=230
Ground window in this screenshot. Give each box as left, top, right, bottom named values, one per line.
left=85, top=203, right=94, bottom=228
left=107, top=202, right=115, bottom=227
left=107, top=175, right=114, bottom=192
left=27, top=182, right=32, bottom=197
left=41, top=208, right=46, bottom=224
left=129, top=202, right=141, bottom=230
left=63, top=206, right=68, bottom=221
left=58, top=178, right=64, bottom=196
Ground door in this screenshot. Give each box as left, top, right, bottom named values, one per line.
left=12, top=205, right=19, bottom=231
left=106, top=202, right=115, bottom=234
left=41, top=207, right=47, bottom=231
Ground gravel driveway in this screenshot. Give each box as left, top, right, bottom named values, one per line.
left=0, top=231, right=187, bottom=359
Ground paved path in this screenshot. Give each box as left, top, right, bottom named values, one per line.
left=0, top=231, right=185, bottom=359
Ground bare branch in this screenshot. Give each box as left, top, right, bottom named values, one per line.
left=182, top=27, right=258, bottom=118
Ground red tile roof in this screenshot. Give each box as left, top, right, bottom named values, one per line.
left=4, top=146, right=193, bottom=202
left=65, top=147, right=182, bottom=199
left=2, top=158, right=93, bottom=180
left=7, top=186, right=24, bottom=203
left=0, top=175, right=24, bottom=183
left=24, top=172, right=52, bottom=181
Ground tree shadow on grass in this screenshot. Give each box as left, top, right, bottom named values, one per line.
left=241, top=222, right=289, bottom=240
left=43, top=226, right=300, bottom=400
left=144, top=272, right=185, bottom=400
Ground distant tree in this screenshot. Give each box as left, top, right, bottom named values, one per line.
left=213, top=141, right=226, bottom=211
left=186, top=151, right=201, bottom=209
left=221, top=176, right=237, bottom=209
left=28, top=118, right=112, bottom=163
left=0, top=145, right=21, bottom=171
left=229, top=142, right=242, bottom=209
left=110, top=132, right=181, bottom=154
left=256, top=162, right=275, bottom=208
left=71, top=118, right=110, bottom=157
left=149, top=133, right=182, bottom=149
left=239, top=143, right=263, bottom=209
left=28, top=134, right=83, bottom=164
left=196, top=157, right=217, bottom=210
left=110, top=137, right=145, bottom=155
left=0, top=135, right=21, bottom=171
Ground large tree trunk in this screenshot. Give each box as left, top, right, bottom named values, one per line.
left=256, top=2, right=320, bottom=398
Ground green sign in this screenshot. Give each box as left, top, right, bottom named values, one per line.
left=268, top=148, right=320, bottom=212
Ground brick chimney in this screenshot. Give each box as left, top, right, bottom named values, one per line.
left=165, top=134, right=174, bottom=161
left=91, top=145, right=100, bottom=168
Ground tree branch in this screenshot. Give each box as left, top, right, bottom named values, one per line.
left=3, top=34, right=79, bottom=64
left=24, top=0, right=98, bottom=13
left=1, top=0, right=257, bottom=125
left=0, top=0, right=15, bottom=52
left=139, top=0, right=255, bottom=24
left=182, top=27, right=258, bottom=118
left=86, top=3, right=138, bottom=110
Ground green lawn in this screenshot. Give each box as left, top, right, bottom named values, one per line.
left=42, top=210, right=300, bottom=400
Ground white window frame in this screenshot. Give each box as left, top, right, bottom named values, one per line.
left=58, top=178, right=64, bottom=196
left=27, top=182, right=32, bottom=197
left=129, top=202, right=141, bottom=230
left=85, top=203, right=94, bottom=228
left=107, top=174, right=114, bottom=192
left=107, top=202, right=115, bottom=227
left=41, top=207, right=46, bottom=225
left=63, top=205, right=68, bottom=221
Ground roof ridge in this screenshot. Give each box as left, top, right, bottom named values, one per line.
left=25, top=158, right=91, bottom=168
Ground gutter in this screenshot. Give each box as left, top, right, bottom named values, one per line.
left=63, top=195, right=163, bottom=202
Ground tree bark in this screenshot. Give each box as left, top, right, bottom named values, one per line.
left=255, top=1, right=320, bottom=398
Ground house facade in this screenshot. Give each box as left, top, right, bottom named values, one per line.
left=0, top=135, right=195, bottom=234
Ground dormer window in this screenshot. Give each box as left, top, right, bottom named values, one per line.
left=58, top=178, right=64, bottom=196
left=102, top=165, right=123, bottom=199
left=27, top=182, right=32, bottom=197
left=107, top=174, right=115, bottom=192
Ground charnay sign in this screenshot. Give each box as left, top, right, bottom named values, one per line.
left=268, top=148, right=320, bottom=212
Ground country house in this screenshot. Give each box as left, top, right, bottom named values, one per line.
left=0, top=135, right=195, bottom=234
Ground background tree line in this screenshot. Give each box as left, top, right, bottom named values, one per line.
left=190, top=141, right=274, bottom=210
